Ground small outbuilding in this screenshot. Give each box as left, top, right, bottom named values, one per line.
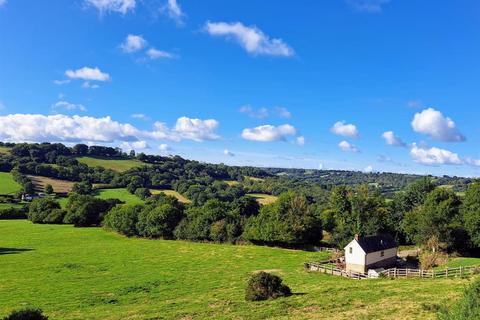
left=344, top=234, right=398, bottom=273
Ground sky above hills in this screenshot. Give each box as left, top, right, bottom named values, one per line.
left=1, top=0, right=480, bottom=176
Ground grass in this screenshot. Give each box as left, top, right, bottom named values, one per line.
left=0, top=172, right=22, bottom=195
left=248, top=193, right=279, bottom=205
left=95, top=188, right=144, bottom=205
left=76, top=157, right=147, bottom=172
left=436, top=257, right=480, bottom=269
left=0, top=147, right=10, bottom=154
left=150, top=189, right=191, bottom=204
left=0, top=203, right=25, bottom=209
left=0, top=220, right=473, bottom=319
left=27, top=175, right=75, bottom=193
left=224, top=180, right=240, bottom=186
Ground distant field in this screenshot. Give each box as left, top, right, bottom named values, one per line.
left=224, top=180, right=240, bottom=186
left=436, top=257, right=480, bottom=269
left=27, top=175, right=75, bottom=193
left=76, top=157, right=147, bottom=172
left=95, top=188, right=144, bottom=205
left=0, top=172, right=21, bottom=195
left=0, top=220, right=471, bottom=319
left=150, top=189, right=191, bottom=203
left=245, top=176, right=265, bottom=182
left=0, top=147, right=10, bottom=154
left=0, top=203, right=25, bottom=209
left=248, top=193, right=278, bottom=205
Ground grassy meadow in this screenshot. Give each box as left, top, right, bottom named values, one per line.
left=0, top=172, right=21, bottom=195
left=27, top=175, right=75, bottom=193
left=248, top=193, right=279, bottom=205
left=76, top=157, right=147, bottom=172
left=150, top=189, right=191, bottom=204
left=95, top=188, right=144, bottom=205
left=0, top=147, right=10, bottom=154
left=0, top=220, right=473, bottom=320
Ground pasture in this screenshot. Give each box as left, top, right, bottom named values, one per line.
left=0, top=146, right=10, bottom=154
left=27, top=175, right=75, bottom=193
left=248, top=193, right=279, bottom=205
left=95, top=188, right=144, bottom=205
left=0, top=220, right=471, bottom=320
left=76, top=157, right=147, bottom=172
left=150, top=189, right=191, bottom=203
left=0, top=172, right=21, bottom=195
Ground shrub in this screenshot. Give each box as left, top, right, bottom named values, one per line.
left=2, top=307, right=48, bottom=320
left=137, top=204, right=183, bottom=239
left=28, top=198, right=61, bottom=224
left=0, top=207, right=28, bottom=220
left=245, top=272, right=291, bottom=301
left=63, top=194, right=119, bottom=227
left=103, top=205, right=143, bottom=236
left=71, top=181, right=93, bottom=195
left=44, top=184, right=54, bottom=195
left=43, top=209, right=66, bottom=224
left=438, top=278, right=480, bottom=319
left=134, top=188, right=151, bottom=200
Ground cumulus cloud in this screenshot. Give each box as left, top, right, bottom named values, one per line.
left=120, top=34, right=147, bottom=53
left=410, top=143, right=462, bottom=166
left=223, top=149, right=234, bottom=157
left=296, top=136, right=305, bottom=146
left=364, top=165, right=374, bottom=173
left=161, top=0, right=185, bottom=25
left=52, top=100, right=87, bottom=112
left=275, top=107, right=292, bottom=119
left=0, top=114, right=220, bottom=144
left=331, top=121, right=359, bottom=138
left=146, top=48, right=175, bottom=59
left=82, top=81, right=100, bottom=89
left=382, top=131, right=406, bottom=147
left=204, top=21, right=294, bottom=57
left=412, top=108, right=465, bottom=142
left=85, top=0, right=135, bottom=14
left=121, top=140, right=149, bottom=151
left=241, top=124, right=298, bottom=142
left=131, top=113, right=150, bottom=121
left=158, top=143, right=172, bottom=152
left=239, top=105, right=292, bottom=119
left=65, top=67, right=110, bottom=82
left=465, top=158, right=480, bottom=167
left=347, top=0, right=390, bottom=13
left=338, top=140, right=360, bottom=153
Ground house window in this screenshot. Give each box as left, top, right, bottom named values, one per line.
left=349, top=247, right=352, bottom=254
left=380, top=250, right=384, bottom=257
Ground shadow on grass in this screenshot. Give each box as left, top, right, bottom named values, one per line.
left=0, top=248, right=34, bottom=255
left=292, top=293, right=308, bottom=296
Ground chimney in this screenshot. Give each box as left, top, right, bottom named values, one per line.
left=354, top=234, right=359, bottom=241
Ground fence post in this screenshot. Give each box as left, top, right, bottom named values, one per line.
left=460, top=267, right=463, bottom=277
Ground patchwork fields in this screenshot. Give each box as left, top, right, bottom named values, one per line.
left=76, top=157, right=148, bottom=172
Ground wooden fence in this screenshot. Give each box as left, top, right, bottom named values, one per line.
left=305, top=262, right=480, bottom=280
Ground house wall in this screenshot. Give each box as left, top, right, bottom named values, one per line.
left=344, top=240, right=366, bottom=273
left=365, top=248, right=397, bottom=266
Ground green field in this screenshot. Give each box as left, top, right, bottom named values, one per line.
left=0, top=220, right=472, bottom=319
left=436, top=257, right=480, bottom=269
left=95, top=188, right=144, bottom=205
left=76, top=157, right=147, bottom=172
left=248, top=193, right=278, bottom=205
left=0, top=203, right=24, bottom=209
left=0, top=172, right=22, bottom=195
left=0, top=147, right=10, bottom=154
left=150, top=189, right=191, bottom=203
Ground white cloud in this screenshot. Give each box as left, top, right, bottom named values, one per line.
left=52, top=100, right=87, bottom=112
left=131, top=113, right=150, bottom=121
left=158, top=144, right=172, bottom=152
left=241, top=124, right=298, bottom=142
left=0, top=114, right=221, bottom=144
left=239, top=105, right=269, bottom=119
left=204, top=21, right=294, bottom=57
left=296, top=136, right=305, bottom=146
left=382, top=131, right=406, bottom=147
left=0, top=0, right=6, bottom=7
left=161, top=0, right=185, bottom=25
left=275, top=107, right=292, bottom=119
left=338, top=140, right=360, bottom=153
left=364, top=165, right=374, bottom=173
left=85, top=0, right=135, bottom=15
left=146, top=48, right=175, bottom=59
left=410, top=143, right=462, bottom=166
left=121, top=140, right=149, bottom=151
left=53, top=79, right=71, bottom=85
left=331, top=121, right=359, bottom=138
left=412, top=108, right=465, bottom=142
left=223, top=149, right=234, bottom=157
left=465, top=158, right=480, bottom=167
left=120, top=34, right=147, bottom=53
left=347, top=0, right=390, bottom=13
left=82, top=81, right=100, bottom=89
left=65, top=67, right=110, bottom=82
left=318, top=163, right=324, bottom=170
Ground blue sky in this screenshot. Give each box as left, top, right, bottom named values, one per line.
left=1, top=0, right=480, bottom=176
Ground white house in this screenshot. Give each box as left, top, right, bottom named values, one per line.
left=344, top=234, right=398, bottom=273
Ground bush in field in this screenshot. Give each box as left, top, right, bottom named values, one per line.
left=2, top=307, right=48, bottom=320
left=43, top=209, right=66, bottom=224
left=63, top=194, right=119, bottom=227
left=103, top=205, right=143, bottom=236
left=44, top=184, right=54, bottom=195
left=438, top=278, right=480, bottom=320
left=71, top=181, right=93, bottom=195
left=134, top=188, right=151, bottom=200
left=137, top=203, right=183, bottom=238
left=245, top=272, right=291, bottom=302
left=0, top=207, right=28, bottom=220
left=28, top=198, right=61, bottom=224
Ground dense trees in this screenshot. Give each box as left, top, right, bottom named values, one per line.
left=28, top=198, right=61, bottom=223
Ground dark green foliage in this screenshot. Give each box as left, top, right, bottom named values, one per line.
left=0, top=207, right=28, bottom=219
left=2, top=307, right=48, bottom=320
left=103, top=205, right=143, bottom=237
left=438, top=278, right=480, bottom=320
left=245, top=272, right=291, bottom=301
left=71, top=181, right=93, bottom=195
left=28, top=198, right=61, bottom=224
left=43, top=209, right=66, bottom=224
left=243, top=192, right=322, bottom=245
left=63, top=194, right=119, bottom=227
left=44, top=184, right=54, bottom=195
left=461, top=183, right=480, bottom=247
left=134, top=187, right=151, bottom=200
left=137, top=203, right=183, bottom=238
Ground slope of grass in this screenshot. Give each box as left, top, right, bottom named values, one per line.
left=27, top=175, right=75, bottom=193
left=0, top=147, right=10, bottom=154
left=0, top=172, right=22, bottom=195
left=0, top=220, right=471, bottom=319
left=248, top=193, right=278, bottom=205
left=95, top=188, right=144, bottom=205
left=0, top=203, right=25, bottom=209
left=150, top=189, right=191, bottom=203
left=436, top=257, right=480, bottom=269
left=76, top=157, right=147, bottom=172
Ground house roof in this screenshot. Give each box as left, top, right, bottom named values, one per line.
left=356, top=234, right=397, bottom=254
